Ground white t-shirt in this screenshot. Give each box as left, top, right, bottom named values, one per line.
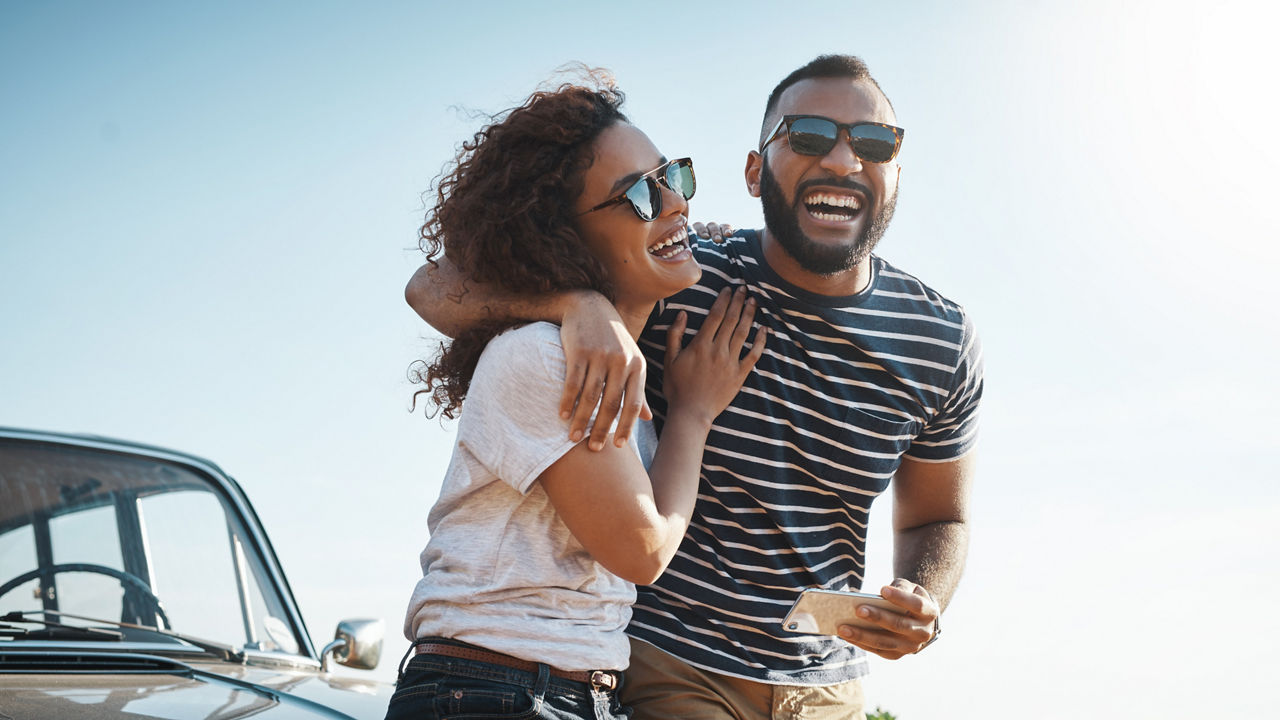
left=403, top=322, right=638, bottom=671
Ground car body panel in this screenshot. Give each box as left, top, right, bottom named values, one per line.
left=0, top=664, right=390, bottom=719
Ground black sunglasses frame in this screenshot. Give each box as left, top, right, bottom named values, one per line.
left=761, top=115, right=905, bottom=163
left=580, top=157, right=696, bottom=222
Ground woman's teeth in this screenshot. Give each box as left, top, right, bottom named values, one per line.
left=648, top=232, right=688, bottom=258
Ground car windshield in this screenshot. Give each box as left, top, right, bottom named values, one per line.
left=0, top=437, right=305, bottom=658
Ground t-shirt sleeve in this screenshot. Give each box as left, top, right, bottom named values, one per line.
left=456, top=324, right=598, bottom=494
left=905, top=312, right=984, bottom=462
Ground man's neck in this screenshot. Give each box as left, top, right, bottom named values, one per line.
left=758, top=228, right=874, bottom=297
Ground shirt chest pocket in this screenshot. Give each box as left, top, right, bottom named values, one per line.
left=813, top=407, right=921, bottom=492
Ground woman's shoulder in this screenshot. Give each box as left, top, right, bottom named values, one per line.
left=473, top=322, right=566, bottom=386
left=461, top=322, right=569, bottom=441
left=483, top=321, right=563, bottom=355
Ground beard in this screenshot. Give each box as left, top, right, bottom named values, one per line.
left=759, top=157, right=898, bottom=276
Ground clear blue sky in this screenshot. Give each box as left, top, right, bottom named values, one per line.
left=2, top=1, right=1277, bottom=716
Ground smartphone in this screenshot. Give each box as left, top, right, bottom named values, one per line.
left=781, top=588, right=902, bottom=635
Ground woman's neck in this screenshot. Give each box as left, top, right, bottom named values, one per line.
left=613, top=300, right=656, bottom=341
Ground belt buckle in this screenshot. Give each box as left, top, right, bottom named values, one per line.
left=588, top=670, right=616, bottom=691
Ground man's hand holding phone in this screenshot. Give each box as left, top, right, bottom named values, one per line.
left=836, top=579, right=941, bottom=660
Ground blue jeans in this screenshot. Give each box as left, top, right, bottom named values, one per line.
left=385, top=645, right=630, bottom=720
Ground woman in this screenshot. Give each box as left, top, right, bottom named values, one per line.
left=388, top=71, right=767, bottom=720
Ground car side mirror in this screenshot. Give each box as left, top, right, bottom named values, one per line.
left=320, top=618, right=383, bottom=671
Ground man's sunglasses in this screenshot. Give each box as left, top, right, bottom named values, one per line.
left=761, top=115, right=905, bottom=163
left=580, top=157, right=696, bottom=222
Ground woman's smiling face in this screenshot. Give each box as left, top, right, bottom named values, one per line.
left=574, top=122, right=701, bottom=313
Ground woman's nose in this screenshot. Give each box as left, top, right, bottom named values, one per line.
left=659, top=180, right=689, bottom=217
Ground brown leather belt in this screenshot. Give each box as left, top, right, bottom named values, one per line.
left=414, top=642, right=619, bottom=691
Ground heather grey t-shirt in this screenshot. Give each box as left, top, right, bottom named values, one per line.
left=404, top=322, right=638, bottom=671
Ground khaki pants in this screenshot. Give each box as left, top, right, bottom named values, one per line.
left=623, top=638, right=866, bottom=720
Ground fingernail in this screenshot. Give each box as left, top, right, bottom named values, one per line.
left=561, top=410, right=571, bottom=420
left=570, top=430, right=583, bottom=442
left=838, top=626, right=854, bottom=639
left=857, top=606, right=871, bottom=618
left=589, top=440, right=603, bottom=451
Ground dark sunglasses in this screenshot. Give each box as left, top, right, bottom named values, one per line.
left=580, top=157, right=696, bottom=222
left=761, top=115, right=904, bottom=163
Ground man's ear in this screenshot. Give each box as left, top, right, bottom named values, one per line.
left=745, top=150, right=763, bottom=198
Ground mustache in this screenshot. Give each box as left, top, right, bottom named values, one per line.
left=796, top=177, right=874, bottom=199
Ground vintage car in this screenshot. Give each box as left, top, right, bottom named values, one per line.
left=0, top=426, right=393, bottom=718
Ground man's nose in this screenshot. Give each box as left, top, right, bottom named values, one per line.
left=818, top=130, right=864, bottom=176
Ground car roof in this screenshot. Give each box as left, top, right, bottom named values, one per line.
left=0, top=426, right=232, bottom=471
left=0, top=427, right=236, bottom=534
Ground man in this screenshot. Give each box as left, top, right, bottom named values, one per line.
left=406, top=55, right=982, bottom=719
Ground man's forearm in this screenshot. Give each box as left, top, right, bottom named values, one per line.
left=893, top=520, right=969, bottom=610
left=404, top=257, right=589, bottom=338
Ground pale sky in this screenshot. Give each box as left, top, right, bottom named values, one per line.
left=2, top=1, right=1277, bottom=717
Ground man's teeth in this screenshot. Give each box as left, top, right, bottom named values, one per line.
left=805, top=192, right=862, bottom=209
left=805, top=192, right=862, bottom=221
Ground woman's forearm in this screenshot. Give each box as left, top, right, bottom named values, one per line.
left=637, top=409, right=716, bottom=579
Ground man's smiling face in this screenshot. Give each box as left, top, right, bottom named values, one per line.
left=752, top=77, right=901, bottom=277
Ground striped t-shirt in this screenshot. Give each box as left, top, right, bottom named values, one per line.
left=630, top=230, right=983, bottom=685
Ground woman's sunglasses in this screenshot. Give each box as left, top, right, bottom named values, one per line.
left=761, top=115, right=905, bottom=164
left=580, top=157, right=696, bottom=222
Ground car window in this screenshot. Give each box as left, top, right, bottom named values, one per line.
left=0, top=525, right=37, bottom=606
left=0, top=439, right=305, bottom=658
left=138, top=489, right=297, bottom=653
left=138, top=490, right=245, bottom=644
left=48, top=504, right=126, bottom=620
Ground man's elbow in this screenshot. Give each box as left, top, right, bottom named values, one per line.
left=895, top=517, right=969, bottom=535
left=404, top=265, right=457, bottom=336
left=404, top=272, right=428, bottom=318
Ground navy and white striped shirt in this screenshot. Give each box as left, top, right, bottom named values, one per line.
left=631, top=230, right=983, bottom=685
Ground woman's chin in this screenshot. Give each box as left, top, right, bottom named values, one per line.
left=652, top=252, right=701, bottom=298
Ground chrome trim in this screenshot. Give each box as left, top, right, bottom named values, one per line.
left=241, top=648, right=322, bottom=670
left=319, top=637, right=347, bottom=673
left=319, top=618, right=383, bottom=671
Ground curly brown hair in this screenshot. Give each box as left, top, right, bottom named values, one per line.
left=411, top=69, right=629, bottom=418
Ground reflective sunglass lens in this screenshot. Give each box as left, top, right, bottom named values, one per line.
left=850, top=125, right=899, bottom=163
left=624, top=178, right=660, bottom=221
left=665, top=160, right=696, bottom=201
left=787, top=118, right=839, bottom=155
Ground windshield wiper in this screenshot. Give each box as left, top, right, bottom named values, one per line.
left=2, top=610, right=244, bottom=663
left=1, top=612, right=124, bottom=641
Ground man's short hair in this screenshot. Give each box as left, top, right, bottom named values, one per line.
left=760, top=54, right=893, bottom=145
